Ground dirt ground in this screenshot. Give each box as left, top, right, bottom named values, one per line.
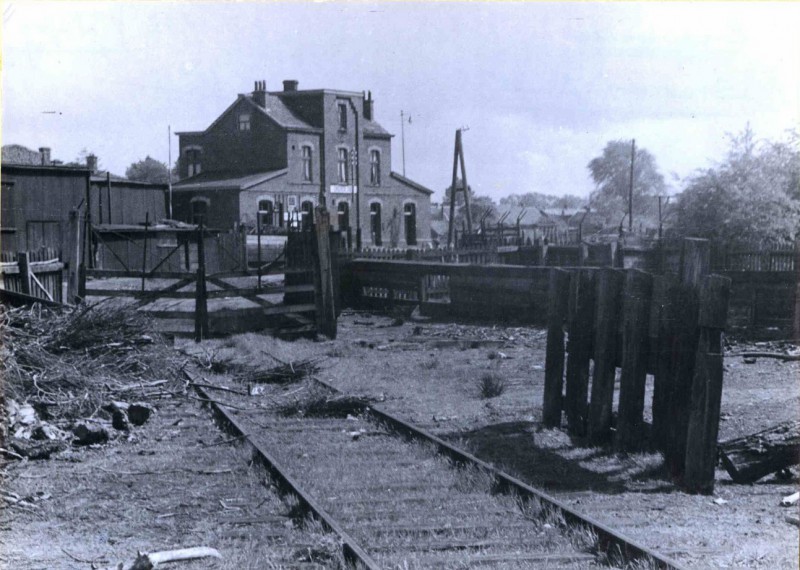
left=3, top=309, right=798, bottom=569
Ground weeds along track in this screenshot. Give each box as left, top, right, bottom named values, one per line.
left=186, top=368, right=686, bottom=570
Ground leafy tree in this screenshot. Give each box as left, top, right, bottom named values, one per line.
left=499, top=192, right=584, bottom=210
left=587, top=140, right=666, bottom=228
left=125, top=156, right=173, bottom=184
left=675, top=127, right=800, bottom=244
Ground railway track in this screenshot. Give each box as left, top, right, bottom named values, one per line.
left=185, top=367, right=687, bottom=570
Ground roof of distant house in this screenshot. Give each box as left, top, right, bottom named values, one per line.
left=2, top=144, right=47, bottom=166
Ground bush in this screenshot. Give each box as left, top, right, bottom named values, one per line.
left=479, top=372, right=506, bottom=399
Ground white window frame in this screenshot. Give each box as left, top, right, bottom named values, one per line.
left=238, top=113, right=251, bottom=131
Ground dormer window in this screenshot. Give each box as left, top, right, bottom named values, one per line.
left=238, top=113, right=251, bottom=131
left=338, top=103, right=347, bottom=131
left=186, top=148, right=202, bottom=177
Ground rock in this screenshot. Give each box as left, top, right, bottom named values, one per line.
left=112, top=409, right=130, bottom=431
left=127, top=403, right=154, bottom=426
left=73, top=423, right=110, bottom=445
left=31, top=423, right=66, bottom=441
left=10, top=437, right=66, bottom=460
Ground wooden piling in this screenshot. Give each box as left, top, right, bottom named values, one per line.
left=194, top=223, right=209, bottom=342
left=649, top=274, right=676, bottom=450
left=313, top=207, right=337, bottom=339
left=665, top=238, right=710, bottom=478
left=542, top=268, right=571, bottom=428
left=616, top=269, right=654, bottom=452
left=587, top=268, right=624, bottom=445
left=683, top=274, right=731, bottom=494
left=141, top=213, right=150, bottom=292
left=564, top=269, right=596, bottom=436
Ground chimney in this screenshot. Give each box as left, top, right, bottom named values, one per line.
left=283, top=79, right=298, bottom=92
left=86, top=154, right=98, bottom=173
left=253, top=80, right=266, bottom=107
left=39, top=147, right=51, bottom=165
left=362, top=91, right=373, bottom=121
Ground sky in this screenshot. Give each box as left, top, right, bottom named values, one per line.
left=3, top=1, right=799, bottom=203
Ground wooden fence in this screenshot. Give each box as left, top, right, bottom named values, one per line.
left=541, top=239, right=731, bottom=494
left=341, top=246, right=499, bottom=265
left=0, top=248, right=65, bottom=304
left=85, top=224, right=318, bottom=340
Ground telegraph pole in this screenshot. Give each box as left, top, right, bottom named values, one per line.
left=168, top=125, right=173, bottom=219
left=400, top=110, right=406, bottom=176
left=629, top=138, right=635, bottom=233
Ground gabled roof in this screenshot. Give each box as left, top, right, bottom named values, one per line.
left=390, top=172, right=433, bottom=195
left=172, top=169, right=287, bottom=192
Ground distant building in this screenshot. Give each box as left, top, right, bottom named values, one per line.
left=172, top=80, right=433, bottom=247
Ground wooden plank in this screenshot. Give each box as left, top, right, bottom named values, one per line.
left=683, top=274, right=731, bottom=494
left=263, top=303, right=316, bottom=316
left=564, top=269, right=596, bottom=436
left=542, top=268, right=571, bottom=428
left=195, top=226, right=209, bottom=342
left=719, top=421, right=800, bottom=484
left=313, top=208, right=336, bottom=338
left=86, top=269, right=194, bottom=279
left=587, top=268, right=624, bottom=445
left=665, top=238, right=710, bottom=479
left=650, top=274, right=676, bottom=450
left=615, top=269, right=654, bottom=452
left=17, top=252, right=31, bottom=296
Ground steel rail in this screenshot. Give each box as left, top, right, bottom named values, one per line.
left=183, top=369, right=381, bottom=570
left=311, top=377, right=689, bottom=570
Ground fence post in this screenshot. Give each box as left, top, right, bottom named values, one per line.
left=665, top=238, right=710, bottom=479
left=313, top=207, right=337, bottom=339
left=794, top=242, right=800, bottom=342
left=141, top=213, right=149, bottom=292
left=542, top=268, right=571, bottom=428
left=194, top=222, right=209, bottom=342
left=564, top=269, right=596, bottom=436
left=683, top=274, right=731, bottom=494
left=587, top=268, right=624, bottom=445
left=17, top=252, right=32, bottom=296
left=615, top=269, right=654, bottom=452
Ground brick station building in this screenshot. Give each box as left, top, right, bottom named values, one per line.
left=173, top=80, right=432, bottom=248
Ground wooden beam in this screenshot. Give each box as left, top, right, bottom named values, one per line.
left=542, top=268, right=571, bottom=428
left=564, top=269, right=596, bottom=436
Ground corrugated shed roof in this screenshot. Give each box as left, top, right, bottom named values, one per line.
left=172, top=169, right=287, bottom=191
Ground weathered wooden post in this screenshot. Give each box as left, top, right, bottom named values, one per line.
left=17, top=252, right=32, bottom=296
left=683, top=274, right=731, bottom=494
left=194, top=222, right=209, bottom=342
left=564, top=269, right=596, bottom=436
left=141, top=213, right=150, bottom=292
left=650, top=274, right=676, bottom=450
left=587, top=268, right=624, bottom=445
left=313, top=206, right=337, bottom=339
left=542, top=268, right=571, bottom=428
left=665, top=238, right=710, bottom=478
left=616, top=269, right=654, bottom=451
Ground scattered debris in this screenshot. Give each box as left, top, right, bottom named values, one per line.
left=712, top=497, right=728, bottom=506
left=9, top=437, right=66, bottom=460
left=780, top=492, right=799, bottom=507
left=236, top=359, right=320, bottom=385
left=72, top=422, right=110, bottom=446
left=785, top=515, right=800, bottom=528
left=730, top=351, right=800, bottom=362
left=101, top=546, right=222, bottom=570
left=719, top=420, right=800, bottom=484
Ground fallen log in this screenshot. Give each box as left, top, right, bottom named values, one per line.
left=719, top=420, right=800, bottom=484
left=100, top=546, right=222, bottom=570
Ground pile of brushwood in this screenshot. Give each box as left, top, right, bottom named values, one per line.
left=1, top=301, right=184, bottom=460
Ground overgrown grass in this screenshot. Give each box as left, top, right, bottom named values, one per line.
left=479, top=372, right=507, bottom=399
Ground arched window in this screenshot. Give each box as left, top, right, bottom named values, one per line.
left=337, top=201, right=350, bottom=230
left=404, top=202, right=417, bottom=245
left=369, top=149, right=381, bottom=185
left=258, top=199, right=274, bottom=227
left=370, top=202, right=382, bottom=246
left=191, top=199, right=208, bottom=226
left=301, top=200, right=314, bottom=230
